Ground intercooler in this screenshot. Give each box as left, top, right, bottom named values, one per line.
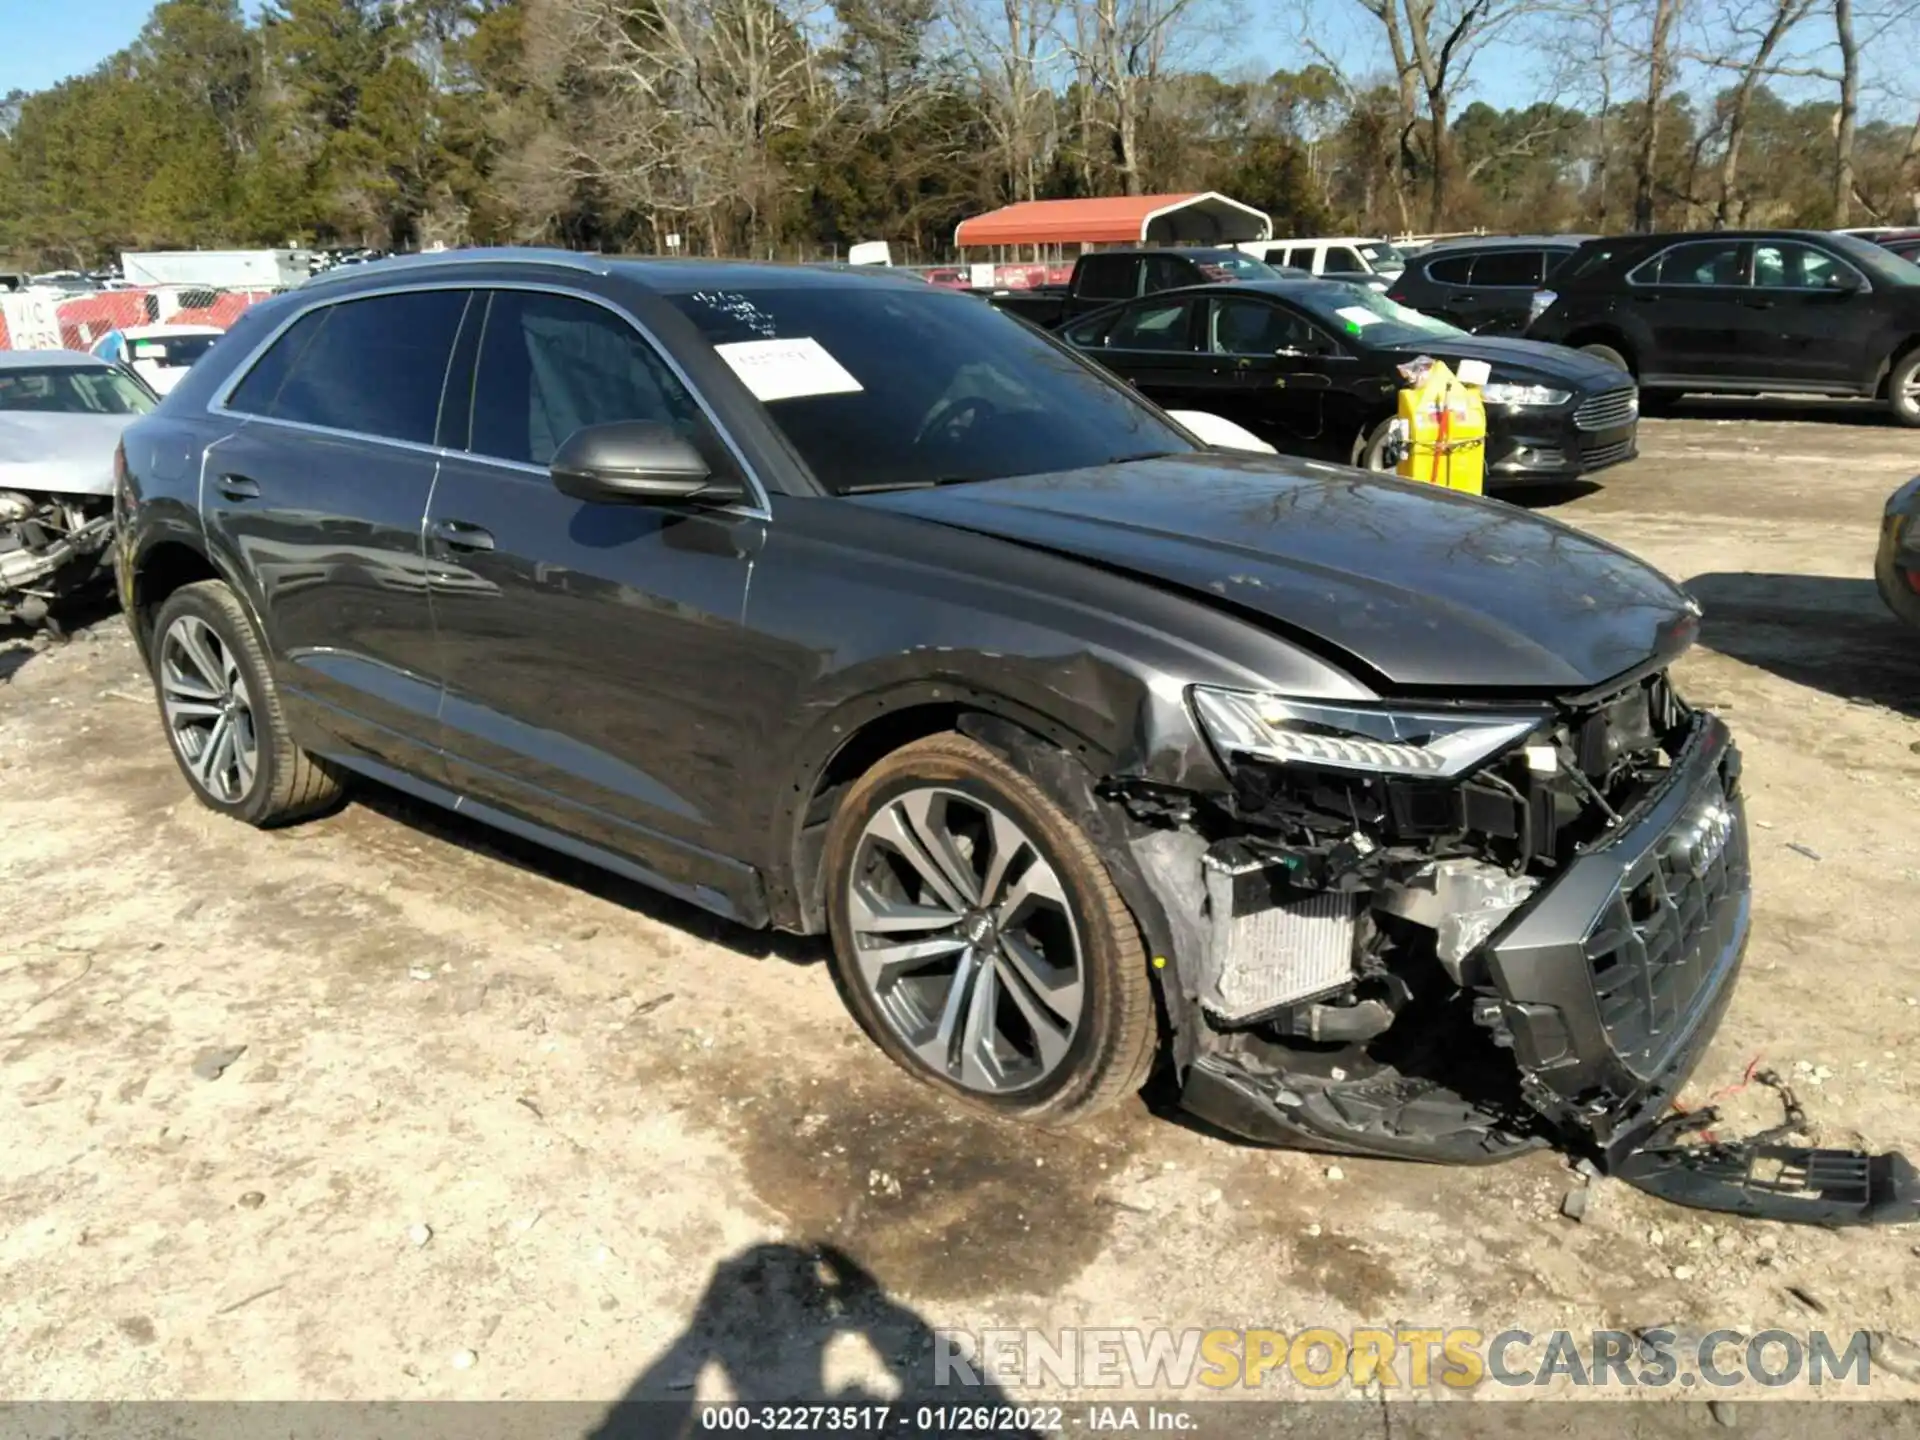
left=1198, top=851, right=1360, bottom=1022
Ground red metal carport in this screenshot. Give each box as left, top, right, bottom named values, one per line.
left=954, top=192, right=1271, bottom=250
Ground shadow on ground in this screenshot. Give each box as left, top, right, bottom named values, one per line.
left=1653, top=395, right=1893, bottom=427
left=585, top=1243, right=1036, bottom=1439
left=1686, top=571, right=1920, bottom=717
left=0, top=594, right=123, bottom=684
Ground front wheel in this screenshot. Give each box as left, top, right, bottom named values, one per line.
left=1580, top=341, right=1631, bottom=371
left=823, top=732, right=1157, bottom=1123
left=1886, top=350, right=1920, bottom=428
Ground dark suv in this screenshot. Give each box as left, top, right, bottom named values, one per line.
left=1528, top=230, right=1920, bottom=422
left=110, top=249, right=1913, bottom=1223
left=1387, top=236, right=1591, bottom=335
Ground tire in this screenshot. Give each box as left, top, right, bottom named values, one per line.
left=149, top=580, right=344, bottom=826
left=1886, top=349, right=1920, bottom=427
left=1580, top=341, right=1631, bottom=371
left=1877, top=537, right=1920, bottom=629
left=1351, top=417, right=1396, bottom=471
left=823, top=732, right=1157, bottom=1124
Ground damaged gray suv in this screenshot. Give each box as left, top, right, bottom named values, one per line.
left=114, top=252, right=1915, bottom=1225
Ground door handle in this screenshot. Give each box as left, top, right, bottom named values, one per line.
left=430, top=519, right=495, bottom=552
left=216, top=473, right=260, bottom=501
left=1455, top=293, right=1477, bottom=302
left=1744, top=298, right=1776, bottom=309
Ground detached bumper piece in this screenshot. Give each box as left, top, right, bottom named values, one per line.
left=1614, top=1133, right=1920, bottom=1226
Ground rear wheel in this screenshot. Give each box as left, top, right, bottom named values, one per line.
left=823, top=733, right=1157, bottom=1123
left=1352, top=417, right=1396, bottom=471
left=1886, top=349, right=1920, bottom=427
left=150, top=580, right=343, bottom=826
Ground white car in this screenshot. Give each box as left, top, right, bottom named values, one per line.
left=1233, top=236, right=1408, bottom=290
left=0, top=350, right=156, bottom=625
left=90, top=324, right=227, bottom=396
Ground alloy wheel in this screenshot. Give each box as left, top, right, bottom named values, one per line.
left=159, top=614, right=259, bottom=804
left=845, top=786, right=1085, bottom=1094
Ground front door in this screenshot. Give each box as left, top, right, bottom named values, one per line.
left=203, top=288, right=470, bottom=769
left=423, top=286, right=764, bottom=915
left=1198, top=294, right=1364, bottom=457
left=1746, top=240, right=1873, bottom=387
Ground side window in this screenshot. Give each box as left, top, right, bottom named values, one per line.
left=1754, top=241, right=1861, bottom=290
left=224, top=308, right=330, bottom=417
left=1283, top=247, right=1311, bottom=270
left=1325, top=246, right=1367, bottom=274
left=1207, top=297, right=1326, bottom=356
left=1543, top=249, right=1576, bottom=278
left=468, top=289, right=702, bottom=468
left=1106, top=298, right=1197, bottom=352
left=1076, top=256, right=1137, bottom=300
left=1632, top=240, right=1748, bottom=286
left=1426, top=255, right=1475, bottom=284
left=1143, top=255, right=1195, bottom=292
left=230, top=291, right=467, bottom=443
left=1470, top=250, right=1545, bottom=287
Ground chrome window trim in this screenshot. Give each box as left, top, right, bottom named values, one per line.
left=1625, top=240, right=1751, bottom=288
left=205, top=277, right=774, bottom=521
left=1749, top=240, right=1872, bottom=295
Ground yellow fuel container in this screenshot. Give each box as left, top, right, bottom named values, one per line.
left=1394, top=358, right=1486, bottom=494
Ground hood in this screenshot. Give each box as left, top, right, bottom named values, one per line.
left=1381, top=333, right=1629, bottom=390
left=0, top=412, right=135, bottom=497
left=857, top=453, right=1697, bottom=693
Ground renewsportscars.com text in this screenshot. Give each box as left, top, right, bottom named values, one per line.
left=933, top=1327, right=1877, bottom=1391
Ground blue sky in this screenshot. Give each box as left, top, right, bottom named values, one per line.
left=0, top=0, right=1882, bottom=120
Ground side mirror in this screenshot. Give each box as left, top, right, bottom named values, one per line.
left=1831, top=270, right=1865, bottom=294
left=549, top=421, right=742, bottom=506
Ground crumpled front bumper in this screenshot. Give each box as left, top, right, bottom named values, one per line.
left=1180, top=711, right=1920, bottom=1225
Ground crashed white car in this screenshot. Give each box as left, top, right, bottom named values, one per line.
left=0, top=350, right=156, bottom=627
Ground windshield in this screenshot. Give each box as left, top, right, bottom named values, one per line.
left=0, top=365, right=156, bottom=416
left=131, top=333, right=222, bottom=367
left=1357, top=243, right=1408, bottom=270
left=666, top=284, right=1194, bottom=494
left=1289, top=283, right=1468, bottom=346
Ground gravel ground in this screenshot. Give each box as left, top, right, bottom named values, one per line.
left=3, top=402, right=1918, bottom=1419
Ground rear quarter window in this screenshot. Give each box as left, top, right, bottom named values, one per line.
left=1426, top=255, right=1475, bottom=284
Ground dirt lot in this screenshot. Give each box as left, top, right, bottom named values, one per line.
left=4, top=401, right=1919, bottom=1415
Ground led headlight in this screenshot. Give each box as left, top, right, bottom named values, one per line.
left=1479, top=382, right=1571, bottom=407
left=1190, top=687, right=1544, bottom=780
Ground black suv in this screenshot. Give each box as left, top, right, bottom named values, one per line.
left=1387, top=236, right=1591, bottom=335
left=1528, top=230, right=1920, bottom=422
left=110, top=249, right=1912, bottom=1222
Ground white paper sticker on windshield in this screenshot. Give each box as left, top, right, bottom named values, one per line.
left=715, top=337, right=863, bottom=402
left=1334, top=306, right=1383, bottom=329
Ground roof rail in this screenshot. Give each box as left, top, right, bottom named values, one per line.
left=300, top=247, right=618, bottom=288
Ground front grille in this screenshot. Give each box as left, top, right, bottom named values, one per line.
left=1574, top=386, right=1639, bottom=431
left=1584, top=779, right=1749, bottom=1080
left=1579, top=435, right=1637, bottom=470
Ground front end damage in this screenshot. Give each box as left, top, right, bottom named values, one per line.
left=0, top=487, right=114, bottom=628
left=1074, top=671, right=1916, bottom=1226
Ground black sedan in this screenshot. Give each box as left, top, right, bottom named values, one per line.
left=112, top=253, right=1913, bottom=1225
left=1061, top=280, right=1640, bottom=485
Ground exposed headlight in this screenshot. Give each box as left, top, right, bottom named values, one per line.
left=1190, top=688, right=1544, bottom=780
left=1479, top=382, right=1571, bottom=407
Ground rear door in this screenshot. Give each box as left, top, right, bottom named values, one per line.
left=1463, top=248, right=1547, bottom=334
left=1078, top=295, right=1209, bottom=408
left=1625, top=239, right=1753, bottom=380
left=422, top=286, right=764, bottom=911
left=203, top=288, right=468, bottom=770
